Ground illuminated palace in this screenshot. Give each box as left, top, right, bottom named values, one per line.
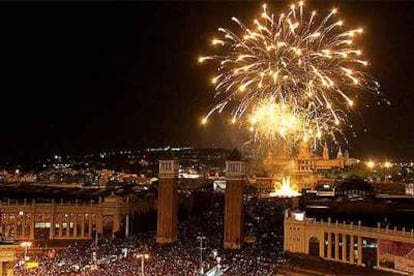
left=263, top=142, right=359, bottom=188
left=0, top=185, right=153, bottom=242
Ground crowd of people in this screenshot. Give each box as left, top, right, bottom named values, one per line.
left=14, top=192, right=292, bottom=275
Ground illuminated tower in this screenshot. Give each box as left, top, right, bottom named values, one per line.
left=298, top=141, right=311, bottom=159
left=224, top=148, right=245, bottom=249
left=323, top=142, right=329, bottom=160
left=156, top=152, right=179, bottom=244
left=337, top=146, right=343, bottom=159
left=264, top=151, right=273, bottom=173
left=344, top=150, right=349, bottom=160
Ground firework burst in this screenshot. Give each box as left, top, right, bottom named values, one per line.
left=199, top=1, right=379, bottom=147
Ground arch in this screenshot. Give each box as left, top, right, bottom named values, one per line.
left=103, top=215, right=114, bottom=237
left=308, top=236, right=320, bottom=256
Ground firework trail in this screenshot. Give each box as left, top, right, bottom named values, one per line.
left=199, top=1, right=380, bottom=148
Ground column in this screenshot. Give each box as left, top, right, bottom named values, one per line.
left=66, top=214, right=72, bottom=238
left=49, top=214, right=55, bottom=239
left=68, top=215, right=72, bottom=238
left=350, top=235, right=355, bottom=264
left=29, top=213, right=35, bottom=240
left=357, top=236, right=363, bottom=265
left=335, top=233, right=339, bottom=261
left=125, top=215, right=130, bottom=238
left=58, top=215, right=63, bottom=238
left=13, top=213, right=18, bottom=239
left=81, top=215, right=85, bottom=238
left=63, top=214, right=69, bottom=238
left=22, top=214, right=27, bottom=238
left=1, top=213, right=4, bottom=237
left=74, top=215, right=78, bottom=238
left=319, top=234, right=325, bottom=258
left=3, top=213, right=9, bottom=238
left=327, top=232, right=332, bottom=259
left=88, top=215, right=92, bottom=238
left=377, top=239, right=381, bottom=268
left=342, top=234, right=347, bottom=262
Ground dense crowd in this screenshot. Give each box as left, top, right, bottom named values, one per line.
left=14, top=192, right=291, bottom=275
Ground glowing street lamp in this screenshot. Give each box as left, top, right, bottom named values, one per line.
left=20, top=241, right=32, bottom=261
left=383, top=161, right=393, bottom=169
left=383, top=161, right=393, bottom=181
left=212, top=249, right=222, bottom=273
left=134, top=253, right=149, bottom=276
left=365, top=160, right=375, bottom=170
left=197, top=236, right=206, bottom=275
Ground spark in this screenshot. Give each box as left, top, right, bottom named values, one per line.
left=198, top=1, right=378, bottom=148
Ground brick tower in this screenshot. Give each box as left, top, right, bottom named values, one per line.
left=224, top=148, right=245, bottom=249
left=156, top=152, right=179, bottom=243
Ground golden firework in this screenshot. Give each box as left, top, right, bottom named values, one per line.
left=199, top=1, right=379, bottom=146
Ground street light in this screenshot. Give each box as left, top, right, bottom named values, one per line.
left=134, top=253, right=149, bottom=276
left=383, top=161, right=393, bottom=169
left=383, top=161, right=393, bottom=181
left=212, top=249, right=222, bottom=274
left=197, top=235, right=206, bottom=275
left=366, top=160, right=375, bottom=170
left=20, top=241, right=32, bottom=262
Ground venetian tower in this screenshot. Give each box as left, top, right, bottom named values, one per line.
left=224, top=148, right=245, bottom=249
left=156, top=151, right=179, bottom=243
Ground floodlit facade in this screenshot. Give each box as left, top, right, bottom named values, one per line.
left=0, top=243, right=17, bottom=276
left=284, top=210, right=414, bottom=274
left=0, top=190, right=153, bottom=242
left=264, top=142, right=358, bottom=188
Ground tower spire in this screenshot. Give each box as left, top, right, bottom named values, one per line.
left=323, top=142, right=329, bottom=160
left=337, top=146, right=343, bottom=159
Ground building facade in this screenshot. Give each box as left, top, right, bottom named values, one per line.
left=0, top=188, right=153, bottom=242
left=0, top=243, right=17, bottom=276
left=284, top=210, right=414, bottom=274
left=264, top=142, right=358, bottom=189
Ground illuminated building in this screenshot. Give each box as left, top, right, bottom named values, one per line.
left=0, top=243, right=17, bottom=276
left=264, top=142, right=359, bottom=188
left=284, top=210, right=414, bottom=274
left=0, top=186, right=153, bottom=242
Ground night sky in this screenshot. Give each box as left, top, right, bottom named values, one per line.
left=0, top=1, right=413, bottom=162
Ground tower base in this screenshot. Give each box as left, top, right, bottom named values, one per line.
left=156, top=236, right=176, bottom=244
left=224, top=241, right=242, bottom=250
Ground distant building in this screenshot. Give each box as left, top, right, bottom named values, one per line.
left=314, top=183, right=335, bottom=197
left=406, top=183, right=414, bottom=196
left=264, top=142, right=359, bottom=188
left=335, top=178, right=374, bottom=199
left=264, top=142, right=357, bottom=173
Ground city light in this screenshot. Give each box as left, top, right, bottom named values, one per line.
left=134, top=253, right=150, bottom=276
left=366, top=160, right=375, bottom=169
left=20, top=241, right=32, bottom=261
